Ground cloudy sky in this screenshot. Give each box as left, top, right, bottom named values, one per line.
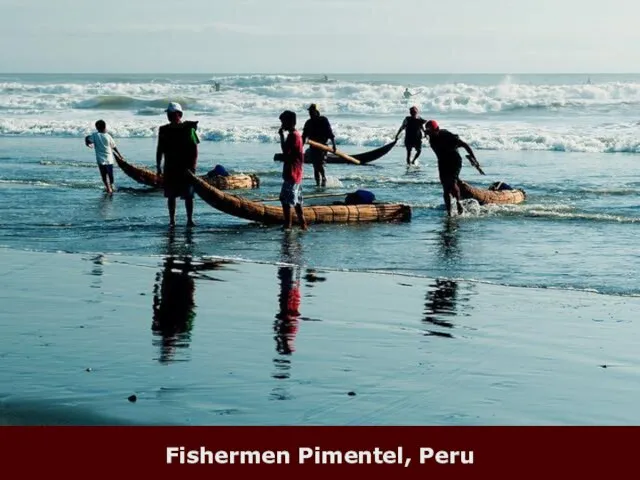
left=1, top=0, right=638, bottom=73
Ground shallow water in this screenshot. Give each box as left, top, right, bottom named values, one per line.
left=1, top=73, right=639, bottom=425
left=0, top=137, right=638, bottom=296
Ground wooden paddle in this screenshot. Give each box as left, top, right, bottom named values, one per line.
left=307, top=139, right=361, bottom=165
left=254, top=192, right=347, bottom=202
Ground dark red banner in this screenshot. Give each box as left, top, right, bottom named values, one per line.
left=0, top=427, right=635, bottom=477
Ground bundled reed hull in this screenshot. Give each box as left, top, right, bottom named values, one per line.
left=202, top=172, right=260, bottom=190
left=115, top=155, right=162, bottom=188
left=458, top=180, right=526, bottom=205
left=273, top=140, right=397, bottom=165
left=188, top=172, right=411, bottom=225
left=115, top=156, right=259, bottom=190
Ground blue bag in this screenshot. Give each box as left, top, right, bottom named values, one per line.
left=210, top=164, right=230, bottom=177
left=344, top=189, right=376, bottom=205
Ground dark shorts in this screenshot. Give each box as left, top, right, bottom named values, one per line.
left=163, top=170, right=194, bottom=199
left=438, top=157, right=462, bottom=186
left=306, top=147, right=327, bottom=167
left=98, top=164, right=113, bottom=177
left=405, top=139, right=422, bottom=151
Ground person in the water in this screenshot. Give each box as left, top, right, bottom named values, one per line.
left=302, top=103, right=336, bottom=187
left=84, top=119, right=123, bottom=194
left=395, top=106, right=426, bottom=165
left=424, top=119, right=484, bottom=217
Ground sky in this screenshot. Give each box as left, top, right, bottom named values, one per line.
left=1, top=0, right=638, bottom=73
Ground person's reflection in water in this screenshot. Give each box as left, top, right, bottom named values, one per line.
left=274, top=266, right=301, bottom=356
left=438, top=216, right=461, bottom=263
left=423, top=279, right=458, bottom=335
left=271, top=231, right=303, bottom=399
left=152, top=257, right=197, bottom=364
left=90, top=254, right=105, bottom=289
left=151, top=228, right=196, bottom=364
left=151, top=229, right=229, bottom=363
left=423, top=218, right=461, bottom=338
left=98, top=193, right=114, bottom=220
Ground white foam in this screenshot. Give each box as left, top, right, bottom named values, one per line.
left=2, top=117, right=640, bottom=153
left=3, top=76, right=640, bottom=153
left=3, top=78, right=640, bottom=116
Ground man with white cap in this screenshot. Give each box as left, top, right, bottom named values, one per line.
left=156, top=102, right=200, bottom=227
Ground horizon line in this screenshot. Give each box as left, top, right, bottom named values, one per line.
left=2, top=71, right=639, bottom=75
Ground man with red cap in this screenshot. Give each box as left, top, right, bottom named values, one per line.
left=424, top=119, right=484, bottom=216
left=395, top=106, right=426, bottom=165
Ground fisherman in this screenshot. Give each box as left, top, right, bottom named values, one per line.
left=395, top=106, right=426, bottom=165
left=85, top=119, right=123, bottom=194
left=278, top=110, right=307, bottom=230
left=424, top=119, right=484, bottom=217
left=156, top=102, right=200, bottom=227
left=302, top=103, right=336, bottom=187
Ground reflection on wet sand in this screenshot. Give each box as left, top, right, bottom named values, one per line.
left=423, top=218, right=462, bottom=338
left=304, top=269, right=327, bottom=286
left=423, top=279, right=458, bottom=337
left=151, top=229, right=230, bottom=364
left=152, top=256, right=197, bottom=363
left=89, top=254, right=105, bottom=290
left=271, top=232, right=304, bottom=399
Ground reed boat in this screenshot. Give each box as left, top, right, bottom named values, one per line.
left=273, top=140, right=397, bottom=165
left=188, top=172, right=411, bottom=225
left=458, top=180, right=526, bottom=205
left=115, top=155, right=259, bottom=190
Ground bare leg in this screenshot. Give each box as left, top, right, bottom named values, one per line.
left=185, top=197, right=195, bottom=227
left=99, top=167, right=112, bottom=193
left=451, top=181, right=464, bottom=215
left=406, top=148, right=412, bottom=165
left=442, top=186, right=453, bottom=217
left=294, top=204, right=307, bottom=230
left=282, top=204, right=292, bottom=230
left=107, top=169, right=115, bottom=192
left=318, top=164, right=326, bottom=187
left=412, top=149, right=422, bottom=164
left=168, top=197, right=176, bottom=226
left=313, top=166, right=321, bottom=186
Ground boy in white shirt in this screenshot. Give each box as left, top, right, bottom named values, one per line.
left=85, top=119, right=122, bottom=194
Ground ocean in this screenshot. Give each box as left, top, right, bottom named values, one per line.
left=1, top=72, right=639, bottom=294
left=1, top=73, right=639, bottom=425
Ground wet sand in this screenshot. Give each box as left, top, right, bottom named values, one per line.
left=1, top=238, right=639, bottom=425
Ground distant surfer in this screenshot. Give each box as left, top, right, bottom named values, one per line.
left=84, top=119, right=123, bottom=194
left=210, top=82, right=221, bottom=92
left=302, top=103, right=336, bottom=187
left=323, top=75, right=329, bottom=82
left=395, top=106, right=426, bottom=165
left=403, top=88, right=414, bottom=99
left=424, top=119, right=484, bottom=217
